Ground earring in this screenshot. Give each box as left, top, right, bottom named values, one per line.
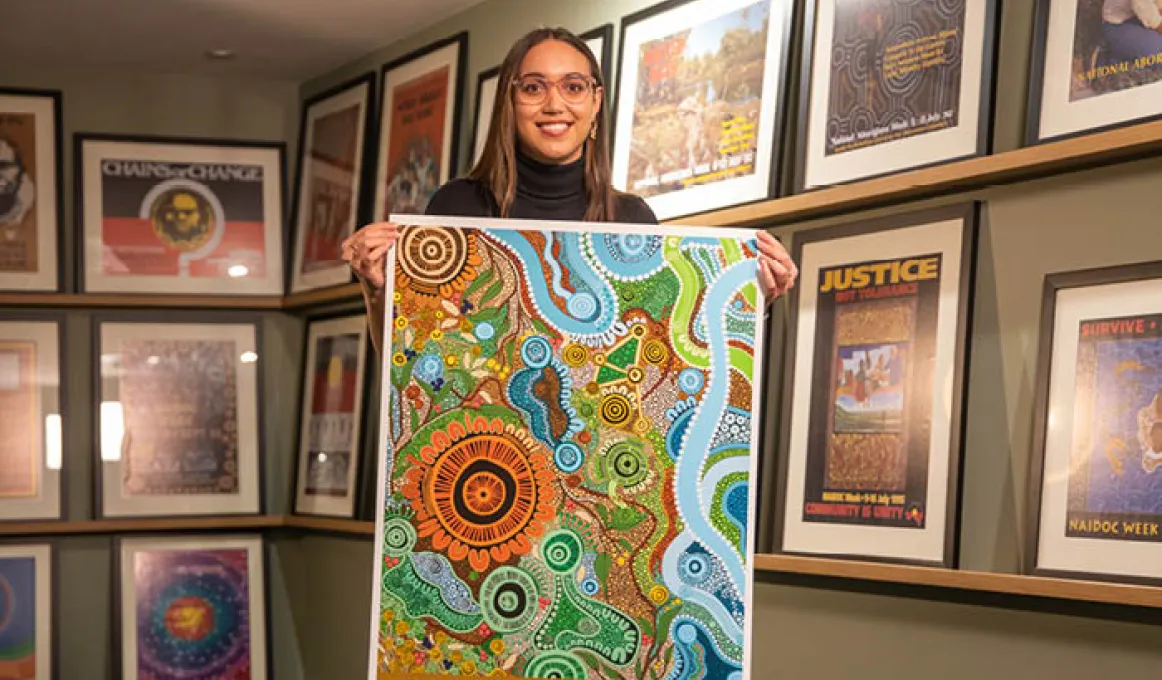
left=590, top=122, right=597, bottom=140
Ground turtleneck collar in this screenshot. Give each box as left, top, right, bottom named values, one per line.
left=515, top=147, right=586, bottom=203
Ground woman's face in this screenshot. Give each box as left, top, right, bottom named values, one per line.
left=512, top=39, right=602, bottom=165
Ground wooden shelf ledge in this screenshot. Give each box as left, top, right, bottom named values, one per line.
left=281, top=283, right=364, bottom=311
left=282, top=515, right=375, bottom=535
left=669, top=118, right=1162, bottom=228
left=0, top=515, right=284, bottom=537
left=755, top=553, right=1162, bottom=610
left=0, top=293, right=283, bottom=310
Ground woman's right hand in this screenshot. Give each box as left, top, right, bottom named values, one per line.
left=342, top=222, right=400, bottom=291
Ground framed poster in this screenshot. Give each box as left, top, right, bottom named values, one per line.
left=94, top=315, right=264, bottom=519
left=1028, top=0, right=1162, bottom=144
left=115, top=534, right=268, bottom=680
left=796, top=0, right=998, bottom=191
left=366, top=215, right=767, bottom=679
left=372, top=32, right=467, bottom=221
left=775, top=204, right=977, bottom=567
left=582, top=23, right=616, bottom=86
left=292, top=313, right=371, bottom=518
left=77, top=133, right=285, bottom=296
left=0, top=315, right=63, bottom=522
left=470, top=65, right=501, bottom=167
left=611, top=0, right=794, bottom=221
left=1027, top=261, right=1162, bottom=585
left=0, top=89, right=61, bottom=292
left=289, top=72, right=376, bottom=294
left=0, top=542, right=54, bottom=680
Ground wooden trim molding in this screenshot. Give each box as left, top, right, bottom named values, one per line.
left=282, top=515, right=375, bottom=535
left=754, top=554, right=1162, bottom=610
left=0, top=515, right=284, bottom=536
left=0, top=293, right=283, bottom=310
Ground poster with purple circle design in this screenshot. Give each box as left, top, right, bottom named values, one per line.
left=0, top=556, right=37, bottom=678
left=133, top=548, right=251, bottom=680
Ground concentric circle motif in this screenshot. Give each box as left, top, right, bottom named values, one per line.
left=524, top=651, right=588, bottom=679
left=678, top=368, right=705, bottom=394
left=648, top=585, right=669, bottom=605
left=553, top=442, right=584, bottom=474
left=475, top=322, right=495, bottom=341
left=562, top=343, right=589, bottom=368
left=593, top=353, right=607, bottom=366
left=566, top=292, right=600, bottom=322
left=397, top=227, right=478, bottom=297
left=631, top=324, right=648, bottom=338
left=404, top=415, right=556, bottom=573
left=625, top=366, right=645, bottom=384
left=599, top=393, right=634, bottom=427
left=678, top=552, right=712, bottom=585
left=676, top=622, right=698, bottom=645
left=643, top=340, right=668, bottom=365
left=605, top=442, right=649, bottom=488
left=632, top=417, right=652, bottom=435
left=520, top=336, right=552, bottom=369
left=579, top=578, right=600, bottom=596
left=382, top=517, right=417, bottom=558
left=480, top=566, right=540, bottom=633
left=541, top=529, right=584, bottom=574
left=601, top=233, right=661, bottom=264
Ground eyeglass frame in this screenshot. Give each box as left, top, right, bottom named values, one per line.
left=510, top=72, right=602, bottom=105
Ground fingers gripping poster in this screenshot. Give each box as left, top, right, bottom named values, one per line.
left=368, top=216, right=767, bottom=680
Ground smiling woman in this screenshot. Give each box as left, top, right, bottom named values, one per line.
left=341, top=26, right=799, bottom=353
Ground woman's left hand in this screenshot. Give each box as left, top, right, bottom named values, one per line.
left=756, top=231, right=797, bottom=302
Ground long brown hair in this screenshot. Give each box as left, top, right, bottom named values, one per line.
left=468, top=27, right=619, bottom=221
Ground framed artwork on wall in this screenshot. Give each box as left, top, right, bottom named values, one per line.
left=366, top=214, right=769, bottom=679
left=0, top=542, right=55, bottom=680
left=292, top=313, right=371, bottom=518
left=0, top=314, right=64, bottom=522
left=371, top=32, right=468, bottom=221
left=1028, top=0, right=1162, bottom=144
left=289, top=72, right=377, bottom=294
left=470, top=65, right=501, bottom=167
left=581, top=22, right=616, bottom=86
left=774, top=204, right=978, bottom=568
left=76, top=133, right=286, bottom=296
left=115, top=534, right=268, bottom=680
left=0, top=88, right=61, bottom=292
left=1027, top=260, right=1162, bottom=585
left=610, top=0, right=795, bottom=221
left=795, top=0, right=998, bottom=192
left=93, top=314, right=264, bottom=519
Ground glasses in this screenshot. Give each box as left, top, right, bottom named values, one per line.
left=512, top=73, right=597, bottom=105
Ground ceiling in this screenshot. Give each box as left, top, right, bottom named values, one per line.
left=0, top=0, right=490, bottom=81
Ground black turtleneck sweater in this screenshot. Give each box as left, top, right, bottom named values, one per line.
left=424, top=151, right=658, bottom=225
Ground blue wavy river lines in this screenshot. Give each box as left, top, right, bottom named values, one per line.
left=488, top=230, right=618, bottom=337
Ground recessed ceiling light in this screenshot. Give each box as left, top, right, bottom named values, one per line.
left=206, top=49, right=235, bottom=60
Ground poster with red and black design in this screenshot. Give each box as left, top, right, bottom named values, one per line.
left=800, top=254, right=942, bottom=529
left=300, top=104, right=360, bottom=276
left=98, top=159, right=268, bottom=280
left=381, top=67, right=448, bottom=217
left=0, top=341, right=37, bottom=498
left=304, top=332, right=361, bottom=497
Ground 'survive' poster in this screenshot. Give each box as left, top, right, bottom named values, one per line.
left=799, top=254, right=941, bottom=529
left=382, top=68, right=448, bottom=217
left=368, top=217, right=765, bottom=679
left=1065, top=313, right=1162, bottom=543
left=299, top=104, right=361, bottom=276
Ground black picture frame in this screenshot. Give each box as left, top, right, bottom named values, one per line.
left=791, top=0, right=1001, bottom=194
left=111, top=532, right=273, bottom=680
left=1025, top=259, right=1162, bottom=587
left=609, top=0, right=797, bottom=221
left=73, top=131, right=288, bottom=297
left=0, top=87, right=64, bottom=293
left=289, top=309, right=374, bottom=519
left=0, top=309, right=68, bottom=523
left=287, top=71, right=378, bottom=295
left=0, top=538, right=59, bottom=680
left=468, top=63, right=501, bottom=170
left=1025, top=0, right=1162, bottom=145
left=772, top=202, right=979, bottom=569
left=370, top=30, right=469, bottom=222
left=580, top=22, right=616, bottom=87
left=90, top=309, right=267, bottom=520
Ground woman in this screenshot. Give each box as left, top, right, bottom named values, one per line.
left=343, top=27, right=797, bottom=351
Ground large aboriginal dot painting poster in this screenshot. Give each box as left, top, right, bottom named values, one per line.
left=368, top=216, right=767, bottom=680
